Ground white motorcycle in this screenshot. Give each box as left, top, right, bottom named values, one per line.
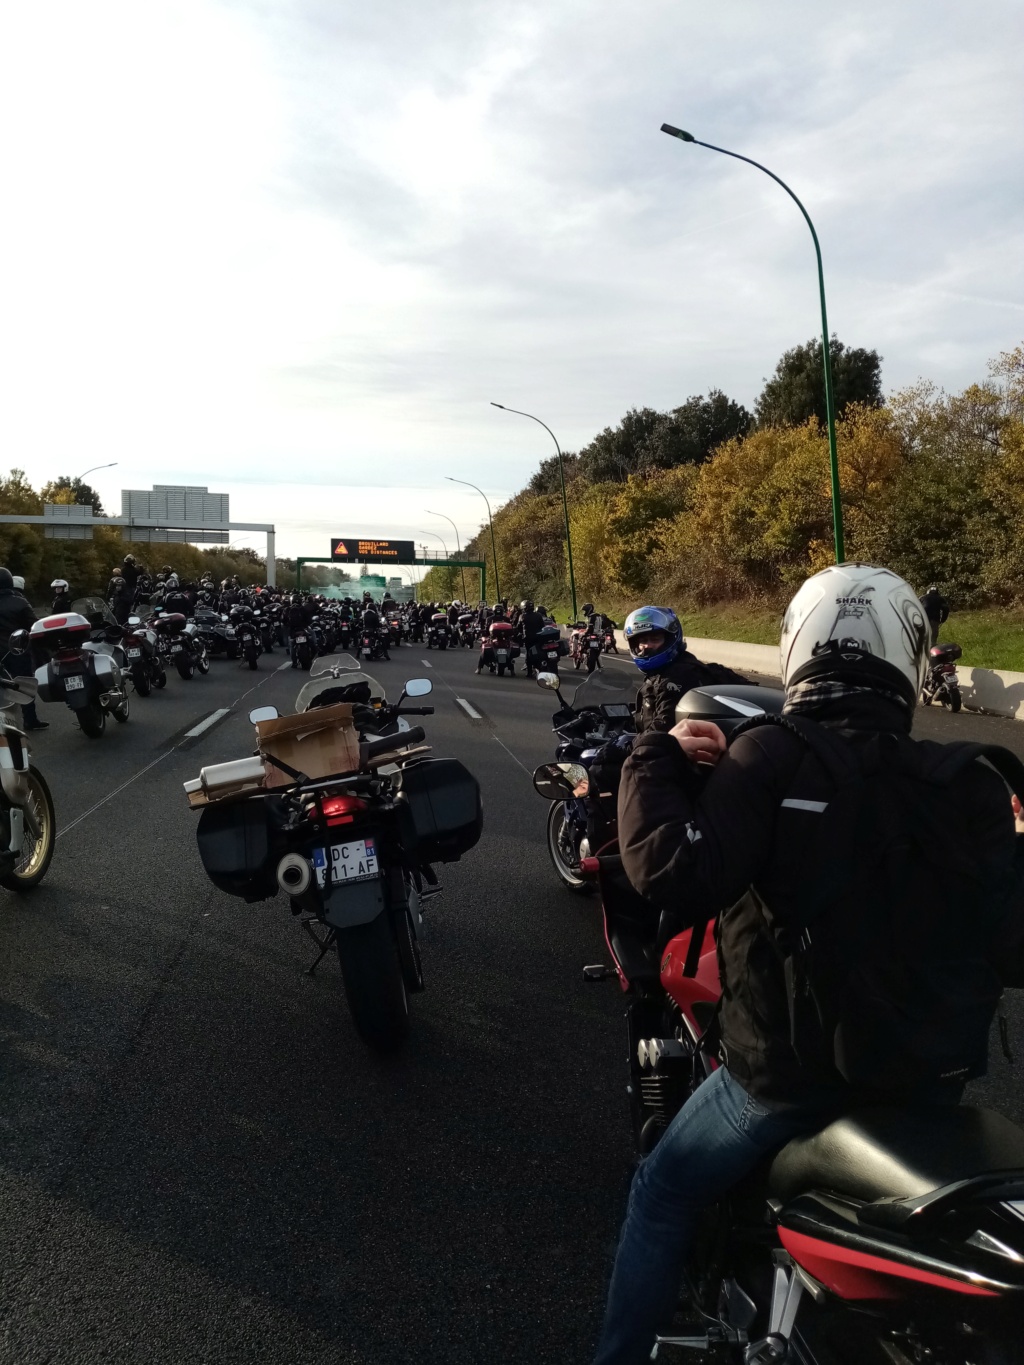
left=0, top=671, right=55, bottom=890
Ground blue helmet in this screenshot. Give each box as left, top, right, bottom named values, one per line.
left=624, top=606, right=684, bottom=674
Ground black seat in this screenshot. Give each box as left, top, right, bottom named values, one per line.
left=767, top=1105, right=1024, bottom=1206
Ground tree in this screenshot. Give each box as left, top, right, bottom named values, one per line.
left=642, top=390, right=752, bottom=469
left=755, top=336, right=882, bottom=429
left=527, top=452, right=580, bottom=495
left=578, top=407, right=666, bottom=483
left=41, top=476, right=105, bottom=515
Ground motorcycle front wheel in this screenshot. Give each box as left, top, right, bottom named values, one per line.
left=336, top=913, right=410, bottom=1052
left=546, top=802, right=592, bottom=895
left=0, top=767, right=56, bottom=891
left=196, top=650, right=210, bottom=676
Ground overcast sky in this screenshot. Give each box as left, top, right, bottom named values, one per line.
left=2, top=0, right=1022, bottom=562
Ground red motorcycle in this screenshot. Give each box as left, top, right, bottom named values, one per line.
left=575, top=686, right=1024, bottom=1363
left=478, top=621, right=519, bottom=676
left=922, top=642, right=963, bottom=712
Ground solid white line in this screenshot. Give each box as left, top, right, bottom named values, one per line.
left=184, top=708, right=231, bottom=739
left=455, top=697, right=482, bottom=721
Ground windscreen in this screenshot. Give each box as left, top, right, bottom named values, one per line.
left=72, top=597, right=118, bottom=628
left=295, top=664, right=386, bottom=713
left=569, top=667, right=637, bottom=716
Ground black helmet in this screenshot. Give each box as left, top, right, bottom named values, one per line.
left=521, top=599, right=533, bottom=612
left=0, top=568, right=13, bottom=591
left=124, top=554, right=136, bottom=566
left=582, top=602, right=594, bottom=616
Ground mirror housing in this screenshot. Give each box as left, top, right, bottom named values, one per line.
left=249, top=705, right=279, bottom=724
left=535, top=672, right=561, bottom=692
left=402, top=678, right=433, bottom=698
left=532, top=761, right=589, bottom=801
left=8, top=629, right=29, bottom=652
left=128, top=615, right=141, bottom=627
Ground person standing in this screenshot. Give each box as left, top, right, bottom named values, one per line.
left=919, top=584, right=950, bottom=647
left=0, top=568, right=47, bottom=730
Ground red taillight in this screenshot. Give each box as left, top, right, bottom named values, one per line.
left=44, top=616, right=68, bottom=628
left=321, top=795, right=368, bottom=827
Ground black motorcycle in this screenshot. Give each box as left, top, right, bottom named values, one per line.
left=187, top=670, right=482, bottom=1051
left=254, top=609, right=275, bottom=655
left=231, top=608, right=262, bottom=671
left=922, top=642, right=963, bottom=712
left=151, top=612, right=210, bottom=681
left=122, top=614, right=166, bottom=695
left=193, top=608, right=239, bottom=660
left=426, top=614, right=450, bottom=650
left=526, top=624, right=567, bottom=678
left=24, top=598, right=131, bottom=738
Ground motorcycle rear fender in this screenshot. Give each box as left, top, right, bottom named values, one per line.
left=322, top=877, right=386, bottom=929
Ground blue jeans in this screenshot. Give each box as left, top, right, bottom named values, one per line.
left=593, top=1067, right=826, bottom=1365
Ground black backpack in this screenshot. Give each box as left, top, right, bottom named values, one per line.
left=728, top=714, right=1024, bottom=1090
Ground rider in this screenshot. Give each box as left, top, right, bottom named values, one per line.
left=624, top=606, right=747, bottom=733
left=520, top=599, right=546, bottom=677
left=594, top=564, right=1024, bottom=1364
left=50, top=579, right=72, bottom=613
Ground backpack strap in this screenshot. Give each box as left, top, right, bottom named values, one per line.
left=920, top=741, right=1024, bottom=803
left=729, top=711, right=863, bottom=786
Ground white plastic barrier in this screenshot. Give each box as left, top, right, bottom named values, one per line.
left=612, top=631, right=1024, bottom=721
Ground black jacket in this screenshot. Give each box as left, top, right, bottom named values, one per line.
left=618, top=693, right=1024, bottom=1106
left=920, top=588, right=950, bottom=625
left=0, top=589, right=36, bottom=648
left=636, top=649, right=748, bottom=733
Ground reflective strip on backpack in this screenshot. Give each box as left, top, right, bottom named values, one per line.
left=781, top=798, right=829, bottom=813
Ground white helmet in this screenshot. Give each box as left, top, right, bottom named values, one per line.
left=51, top=579, right=69, bottom=590
left=12, top=576, right=25, bottom=591
left=780, top=563, right=930, bottom=705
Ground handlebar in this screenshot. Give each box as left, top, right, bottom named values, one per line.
left=363, top=726, right=426, bottom=759
left=400, top=706, right=434, bottom=715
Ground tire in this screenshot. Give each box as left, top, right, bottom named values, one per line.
left=246, top=652, right=258, bottom=671
left=586, top=655, right=597, bottom=674
left=394, top=906, right=424, bottom=993
left=175, top=654, right=195, bottom=680
left=132, top=665, right=151, bottom=697
left=336, top=913, right=410, bottom=1051
left=78, top=701, right=106, bottom=738
left=196, top=650, right=210, bottom=676
left=508, top=662, right=515, bottom=676
left=112, top=693, right=130, bottom=723
left=573, top=656, right=582, bottom=671
left=154, top=671, right=167, bottom=689
left=0, top=767, right=56, bottom=891
left=546, top=801, right=592, bottom=895
left=497, top=664, right=505, bottom=677
left=947, top=688, right=962, bottom=714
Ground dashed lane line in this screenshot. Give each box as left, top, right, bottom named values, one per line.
left=455, top=697, right=482, bottom=721
left=183, top=708, right=231, bottom=739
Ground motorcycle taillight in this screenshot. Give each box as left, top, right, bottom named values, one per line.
left=321, top=795, right=368, bottom=827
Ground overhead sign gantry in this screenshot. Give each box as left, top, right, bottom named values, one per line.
left=298, top=540, right=486, bottom=599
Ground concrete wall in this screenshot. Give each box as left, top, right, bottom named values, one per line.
left=612, top=631, right=1024, bottom=721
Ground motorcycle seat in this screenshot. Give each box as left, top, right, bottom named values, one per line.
left=766, top=1104, right=1024, bottom=1206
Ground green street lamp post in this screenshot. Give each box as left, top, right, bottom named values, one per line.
left=660, top=124, right=845, bottom=562
left=445, top=476, right=501, bottom=603
left=490, top=403, right=578, bottom=619
left=418, top=529, right=456, bottom=600
left=426, top=508, right=468, bottom=601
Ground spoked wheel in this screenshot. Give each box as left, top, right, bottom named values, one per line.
left=546, top=801, right=592, bottom=895
left=336, top=913, right=410, bottom=1052
left=78, top=702, right=106, bottom=738
left=0, top=766, right=56, bottom=890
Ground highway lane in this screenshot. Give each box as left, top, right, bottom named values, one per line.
left=2, top=641, right=1023, bottom=1363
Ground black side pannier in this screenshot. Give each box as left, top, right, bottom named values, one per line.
left=195, top=796, right=281, bottom=902
left=395, top=758, right=482, bottom=864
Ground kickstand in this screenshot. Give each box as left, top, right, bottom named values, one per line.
left=301, top=918, right=336, bottom=975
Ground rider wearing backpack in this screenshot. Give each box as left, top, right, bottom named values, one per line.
left=595, top=563, right=1024, bottom=1365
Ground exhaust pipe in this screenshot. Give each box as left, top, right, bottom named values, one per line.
left=277, top=853, right=312, bottom=896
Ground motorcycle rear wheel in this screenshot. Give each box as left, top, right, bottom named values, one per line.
left=112, top=693, right=130, bottom=723
left=78, top=702, right=106, bottom=738
left=196, top=650, right=210, bottom=676
left=154, top=671, right=167, bottom=689
left=546, top=802, right=592, bottom=895
left=246, top=652, right=258, bottom=671
left=132, top=665, right=151, bottom=697
left=0, top=767, right=56, bottom=891
left=175, top=655, right=195, bottom=680
left=336, top=913, right=410, bottom=1052
left=943, top=687, right=962, bottom=713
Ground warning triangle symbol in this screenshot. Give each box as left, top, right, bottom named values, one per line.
left=334, top=541, right=349, bottom=556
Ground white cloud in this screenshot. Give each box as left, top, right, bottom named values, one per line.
left=1, top=0, right=1021, bottom=559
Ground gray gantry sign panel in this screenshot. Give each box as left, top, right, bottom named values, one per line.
left=121, top=485, right=229, bottom=544
left=43, top=504, right=95, bottom=540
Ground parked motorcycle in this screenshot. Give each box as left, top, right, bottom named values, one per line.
left=292, top=625, right=313, bottom=671
left=254, top=609, right=275, bottom=655
left=187, top=666, right=482, bottom=1051
left=0, top=671, right=56, bottom=890
left=478, top=620, right=519, bottom=676
left=569, top=622, right=603, bottom=673
left=122, top=614, right=166, bottom=695
left=192, top=608, right=239, bottom=660
left=922, top=642, right=963, bottom=712
left=151, top=612, right=209, bottom=681
left=525, top=624, right=567, bottom=678
left=426, top=613, right=450, bottom=650
left=24, top=599, right=131, bottom=738
left=230, top=607, right=262, bottom=671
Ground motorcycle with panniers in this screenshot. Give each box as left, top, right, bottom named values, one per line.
left=186, top=663, right=482, bottom=1051
left=22, top=598, right=131, bottom=737
left=0, top=669, right=55, bottom=890
left=545, top=685, right=1024, bottom=1364
left=478, top=620, right=519, bottom=676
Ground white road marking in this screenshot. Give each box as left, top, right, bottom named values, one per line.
left=183, top=708, right=231, bottom=739
left=455, top=697, right=482, bottom=720
left=421, top=659, right=433, bottom=668
left=493, top=734, right=532, bottom=776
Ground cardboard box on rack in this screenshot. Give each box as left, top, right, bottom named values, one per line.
left=255, top=702, right=361, bottom=788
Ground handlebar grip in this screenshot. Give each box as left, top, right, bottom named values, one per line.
left=402, top=706, right=434, bottom=715
left=363, top=726, right=426, bottom=759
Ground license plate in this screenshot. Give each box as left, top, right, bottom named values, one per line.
left=127, top=648, right=141, bottom=658
left=545, top=651, right=558, bottom=660
left=171, top=643, right=183, bottom=652
left=312, top=838, right=379, bottom=887
left=64, top=674, right=84, bottom=691
left=295, top=635, right=306, bottom=643
left=496, top=650, right=507, bottom=659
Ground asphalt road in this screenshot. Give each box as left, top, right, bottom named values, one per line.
left=2, top=642, right=1023, bottom=1364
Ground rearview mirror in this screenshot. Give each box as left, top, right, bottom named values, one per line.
left=536, top=672, right=561, bottom=692
left=403, top=678, right=432, bottom=697
left=128, top=615, right=141, bottom=627
left=249, top=705, right=279, bottom=724
left=532, top=761, right=589, bottom=800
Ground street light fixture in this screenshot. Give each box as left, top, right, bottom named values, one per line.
left=490, top=403, right=577, bottom=619
left=75, top=462, right=118, bottom=480
left=426, top=509, right=468, bottom=601
left=445, top=476, right=501, bottom=603
left=660, top=124, right=845, bottom=562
